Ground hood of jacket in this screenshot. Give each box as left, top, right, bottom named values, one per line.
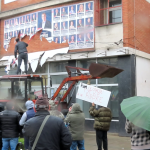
left=25, top=101, right=34, bottom=110
left=70, top=103, right=82, bottom=113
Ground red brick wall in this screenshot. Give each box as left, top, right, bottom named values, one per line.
left=122, top=0, right=150, bottom=53
left=1, top=0, right=47, bottom=12
left=0, top=26, right=69, bottom=57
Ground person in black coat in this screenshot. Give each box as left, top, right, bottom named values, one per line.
left=0, top=103, right=4, bottom=149
left=0, top=102, right=21, bottom=150
left=14, top=38, right=28, bottom=74
left=23, top=97, right=72, bottom=150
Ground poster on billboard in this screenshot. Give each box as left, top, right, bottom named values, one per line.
left=3, top=1, right=94, bottom=51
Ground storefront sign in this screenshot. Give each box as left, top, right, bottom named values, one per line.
left=4, top=1, right=94, bottom=51
left=76, top=83, right=111, bottom=107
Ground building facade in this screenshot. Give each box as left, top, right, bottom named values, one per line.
left=0, top=0, right=150, bottom=136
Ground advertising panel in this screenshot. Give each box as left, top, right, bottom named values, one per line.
left=3, top=1, right=94, bottom=51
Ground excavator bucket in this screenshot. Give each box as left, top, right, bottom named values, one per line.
left=89, top=63, right=123, bottom=78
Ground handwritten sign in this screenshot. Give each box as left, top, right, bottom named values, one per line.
left=76, top=83, right=111, bottom=107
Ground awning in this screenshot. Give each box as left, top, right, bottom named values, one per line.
left=0, top=47, right=69, bottom=73
left=40, top=47, right=69, bottom=67
left=27, top=51, right=44, bottom=72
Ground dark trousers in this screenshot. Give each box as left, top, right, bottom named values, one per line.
left=96, top=130, right=108, bottom=150
left=17, top=53, right=28, bottom=74
left=24, top=136, right=29, bottom=149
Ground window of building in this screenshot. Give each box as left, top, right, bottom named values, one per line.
left=97, top=57, right=119, bottom=84
left=0, top=80, right=11, bottom=99
left=49, top=61, right=68, bottom=73
left=49, top=62, right=69, bottom=100
left=96, top=0, right=122, bottom=26
left=77, top=59, right=96, bottom=69
left=98, top=86, right=119, bottom=119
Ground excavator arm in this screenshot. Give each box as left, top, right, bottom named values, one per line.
left=51, top=63, right=123, bottom=106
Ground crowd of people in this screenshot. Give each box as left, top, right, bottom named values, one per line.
left=0, top=97, right=113, bottom=150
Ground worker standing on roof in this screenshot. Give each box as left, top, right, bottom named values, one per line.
left=14, top=37, right=28, bottom=75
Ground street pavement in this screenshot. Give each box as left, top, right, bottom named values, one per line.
left=84, top=131, right=131, bottom=150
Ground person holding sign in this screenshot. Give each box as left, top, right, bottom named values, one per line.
left=89, top=103, right=112, bottom=150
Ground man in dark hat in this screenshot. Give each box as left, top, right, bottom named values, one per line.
left=23, top=97, right=72, bottom=150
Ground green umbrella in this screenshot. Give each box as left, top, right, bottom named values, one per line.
left=120, top=96, right=150, bottom=131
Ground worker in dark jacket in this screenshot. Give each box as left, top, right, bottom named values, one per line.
left=19, top=101, right=35, bottom=150
left=0, top=102, right=21, bottom=150
left=89, top=103, right=112, bottom=150
left=23, top=97, right=72, bottom=150
left=65, top=103, right=85, bottom=150
left=14, top=37, right=28, bottom=74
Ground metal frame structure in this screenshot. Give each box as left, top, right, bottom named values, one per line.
left=0, top=74, right=44, bottom=103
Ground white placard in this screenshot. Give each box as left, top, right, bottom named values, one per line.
left=76, top=83, right=111, bottom=107
left=4, top=0, right=16, bottom=4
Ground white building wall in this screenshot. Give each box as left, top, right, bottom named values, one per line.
left=136, top=56, right=150, bottom=96
left=95, top=23, right=123, bottom=50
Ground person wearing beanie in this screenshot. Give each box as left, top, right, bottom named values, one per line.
left=64, top=103, right=85, bottom=150
left=23, top=97, right=72, bottom=150
left=19, top=100, right=35, bottom=150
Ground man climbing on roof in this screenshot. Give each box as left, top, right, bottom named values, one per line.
left=14, top=37, right=28, bottom=74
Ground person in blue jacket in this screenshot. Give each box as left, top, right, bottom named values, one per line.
left=19, top=100, right=35, bottom=150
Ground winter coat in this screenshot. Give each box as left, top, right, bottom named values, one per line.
left=64, top=103, right=85, bottom=140
left=89, top=106, right=112, bottom=131
left=125, top=120, right=150, bottom=148
left=19, top=101, right=35, bottom=126
left=23, top=110, right=72, bottom=150
left=0, top=110, right=21, bottom=138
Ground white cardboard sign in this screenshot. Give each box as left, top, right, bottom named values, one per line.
left=76, top=83, right=111, bottom=107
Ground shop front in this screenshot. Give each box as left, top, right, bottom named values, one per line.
left=0, top=54, right=135, bottom=136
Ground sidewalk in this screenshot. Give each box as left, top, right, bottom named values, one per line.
left=84, top=131, right=131, bottom=150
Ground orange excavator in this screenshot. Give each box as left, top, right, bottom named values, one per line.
left=0, top=63, right=123, bottom=113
